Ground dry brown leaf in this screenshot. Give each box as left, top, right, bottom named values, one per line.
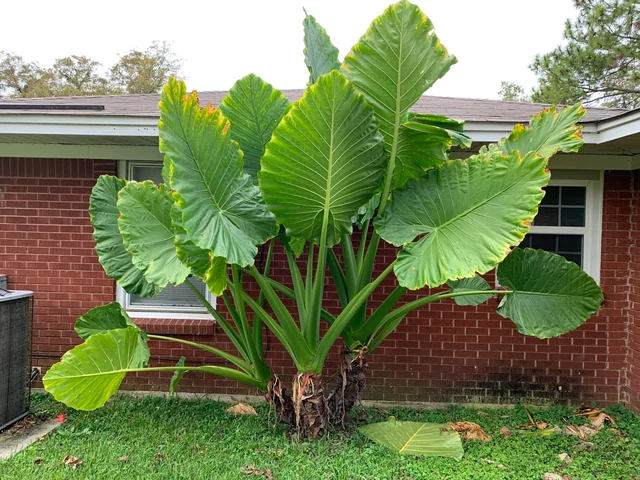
left=241, top=464, right=274, bottom=479
left=500, top=426, right=513, bottom=438
left=118, top=456, right=130, bottom=463
left=589, top=412, right=614, bottom=429
left=574, top=406, right=604, bottom=417
left=543, top=474, right=570, bottom=480
left=536, top=422, right=549, bottom=430
left=34, top=458, right=43, bottom=465
left=558, top=453, right=572, bottom=464
left=63, top=455, right=83, bottom=470
left=565, top=424, right=599, bottom=439
left=227, top=403, right=258, bottom=416
left=448, top=421, right=491, bottom=442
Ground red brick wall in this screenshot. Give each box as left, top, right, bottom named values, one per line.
left=627, top=171, right=640, bottom=413
left=1, top=158, right=638, bottom=408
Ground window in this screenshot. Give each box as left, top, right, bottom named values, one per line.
left=517, top=173, right=603, bottom=283
left=115, top=161, right=215, bottom=319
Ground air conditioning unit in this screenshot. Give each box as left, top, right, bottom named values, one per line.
left=0, top=290, right=34, bottom=431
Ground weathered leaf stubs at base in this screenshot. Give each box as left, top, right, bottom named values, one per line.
left=44, top=0, right=604, bottom=440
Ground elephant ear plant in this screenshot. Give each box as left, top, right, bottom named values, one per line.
left=43, top=0, right=604, bottom=437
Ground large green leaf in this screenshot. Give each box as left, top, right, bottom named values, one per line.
left=302, top=9, right=340, bottom=84
left=43, top=327, right=148, bottom=411
left=73, top=303, right=150, bottom=368
left=158, top=77, right=278, bottom=267
left=407, top=113, right=472, bottom=148
left=375, top=150, right=549, bottom=289
left=493, top=103, right=585, bottom=159
left=359, top=419, right=463, bottom=458
left=497, top=248, right=603, bottom=338
left=447, top=276, right=494, bottom=306
left=259, top=70, right=386, bottom=247
left=171, top=205, right=228, bottom=296
left=394, top=123, right=451, bottom=189
left=74, top=302, right=136, bottom=340
left=219, top=74, right=290, bottom=182
left=117, top=181, right=190, bottom=287
left=89, top=175, right=161, bottom=297
left=341, top=0, right=456, bottom=153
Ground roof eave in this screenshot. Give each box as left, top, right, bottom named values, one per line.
left=0, top=109, right=638, bottom=145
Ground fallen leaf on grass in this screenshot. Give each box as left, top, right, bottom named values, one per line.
left=500, top=426, right=513, bottom=438
left=477, top=411, right=489, bottom=416
left=63, top=455, right=83, bottom=470
left=565, top=424, right=599, bottom=440
left=481, top=458, right=508, bottom=470
left=241, top=464, right=274, bottom=479
left=574, top=406, right=604, bottom=417
left=118, top=456, right=130, bottom=463
left=227, top=403, right=258, bottom=416
left=34, top=458, right=43, bottom=465
left=558, top=453, right=572, bottom=464
left=589, top=412, right=614, bottom=429
left=543, top=474, right=570, bottom=480
left=448, top=421, right=491, bottom=441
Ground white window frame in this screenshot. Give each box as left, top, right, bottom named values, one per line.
left=115, top=160, right=215, bottom=320
left=526, top=174, right=603, bottom=284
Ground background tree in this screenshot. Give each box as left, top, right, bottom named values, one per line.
left=531, top=0, right=639, bottom=108
left=0, top=52, right=55, bottom=97
left=0, top=42, right=183, bottom=98
left=109, top=41, right=183, bottom=95
left=498, top=81, right=530, bottom=102
left=52, top=56, right=111, bottom=96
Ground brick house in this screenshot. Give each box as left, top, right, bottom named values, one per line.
left=1, top=92, right=639, bottom=413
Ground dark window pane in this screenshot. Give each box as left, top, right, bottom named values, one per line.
left=540, top=186, right=560, bottom=206
left=131, top=165, right=163, bottom=184
left=558, top=235, right=583, bottom=253
left=519, top=233, right=583, bottom=267
left=534, top=207, right=559, bottom=226
left=560, top=253, right=582, bottom=267
left=560, top=207, right=585, bottom=227
left=531, top=234, right=557, bottom=251
left=561, top=186, right=586, bottom=206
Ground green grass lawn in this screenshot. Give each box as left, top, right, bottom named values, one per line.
left=1, top=394, right=639, bottom=480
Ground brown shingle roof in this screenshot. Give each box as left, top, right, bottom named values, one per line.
left=0, top=90, right=628, bottom=123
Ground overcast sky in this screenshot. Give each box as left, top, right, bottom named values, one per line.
left=1, top=0, right=577, bottom=99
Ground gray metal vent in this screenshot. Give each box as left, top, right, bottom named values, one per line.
left=0, top=291, right=34, bottom=431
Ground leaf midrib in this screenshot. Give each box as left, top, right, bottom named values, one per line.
left=399, top=423, right=427, bottom=453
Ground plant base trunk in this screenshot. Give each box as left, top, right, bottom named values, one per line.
left=266, top=373, right=328, bottom=438
left=266, top=350, right=368, bottom=437
left=327, top=350, right=368, bottom=427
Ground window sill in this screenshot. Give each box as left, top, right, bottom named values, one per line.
left=134, top=317, right=215, bottom=336
left=127, top=310, right=214, bottom=321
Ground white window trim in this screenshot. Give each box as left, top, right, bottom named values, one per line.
left=115, top=160, right=216, bottom=320
left=527, top=174, right=603, bottom=284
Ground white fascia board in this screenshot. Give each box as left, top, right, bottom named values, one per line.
left=0, top=113, right=158, bottom=137
left=0, top=110, right=637, bottom=145
left=593, top=110, right=640, bottom=144
left=452, top=121, right=599, bottom=143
